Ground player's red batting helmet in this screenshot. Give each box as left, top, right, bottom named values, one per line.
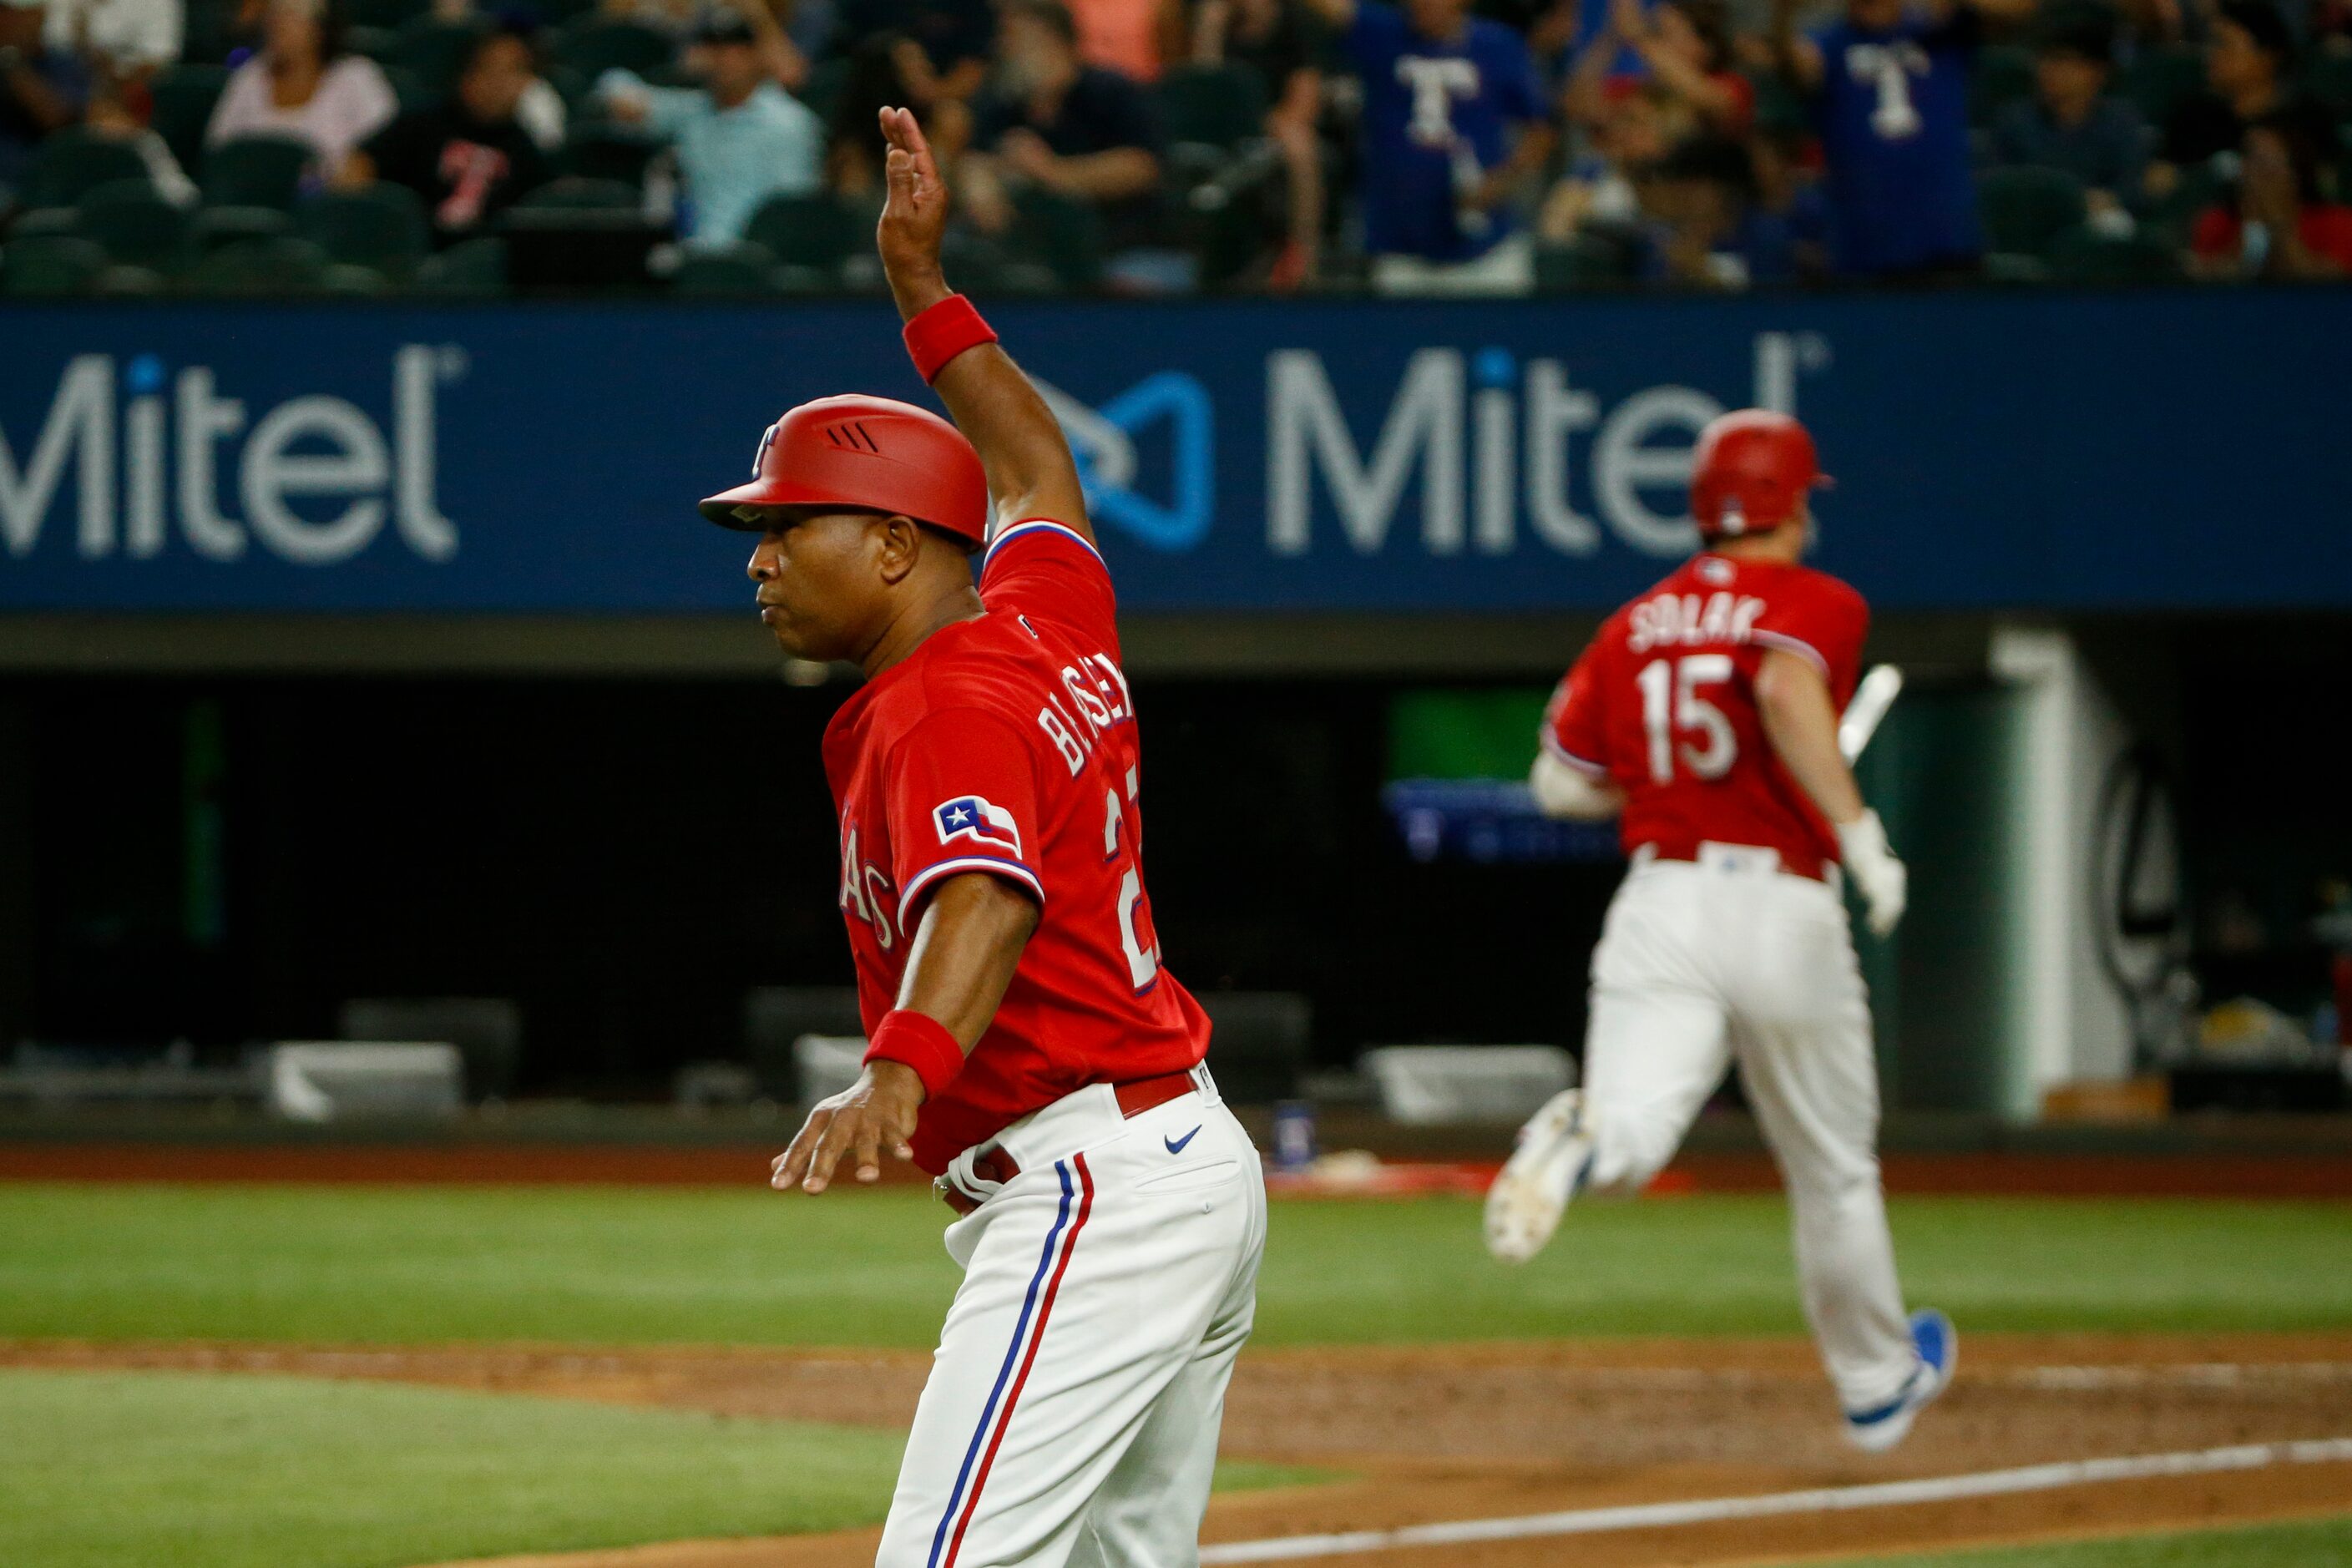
left=1690, top=410, right=1831, bottom=542
left=699, top=394, right=989, bottom=545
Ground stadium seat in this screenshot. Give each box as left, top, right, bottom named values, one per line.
left=1535, top=231, right=1637, bottom=290
left=7, top=206, right=80, bottom=241
left=345, top=23, right=399, bottom=63
left=393, top=16, right=488, bottom=100
left=1970, top=46, right=2037, bottom=127
left=188, top=204, right=295, bottom=254
left=513, top=175, right=642, bottom=210
left=745, top=190, right=860, bottom=274
left=553, top=18, right=675, bottom=80
left=556, top=124, right=660, bottom=188
left=346, top=0, right=429, bottom=30
left=2138, top=157, right=2228, bottom=248
left=2118, top=44, right=2205, bottom=129
left=149, top=63, right=230, bottom=178
left=1977, top=164, right=2087, bottom=260
left=26, top=129, right=150, bottom=208
left=302, top=185, right=430, bottom=278
left=1009, top=186, right=1105, bottom=290
left=2301, top=50, right=2352, bottom=127
left=184, top=235, right=333, bottom=295
left=0, top=234, right=109, bottom=296
left=380, top=62, right=432, bottom=114
left=414, top=235, right=511, bottom=296
left=1158, top=63, right=1268, bottom=149
left=202, top=135, right=311, bottom=209
left=76, top=179, right=191, bottom=271
left=673, top=240, right=781, bottom=296
left=798, top=57, right=852, bottom=124
left=2050, top=225, right=2187, bottom=284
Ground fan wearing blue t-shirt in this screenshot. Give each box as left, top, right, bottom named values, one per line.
left=1303, top=0, right=1556, bottom=291
left=1770, top=0, right=2031, bottom=279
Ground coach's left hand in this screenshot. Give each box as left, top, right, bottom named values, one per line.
left=773, top=1062, right=925, bottom=1194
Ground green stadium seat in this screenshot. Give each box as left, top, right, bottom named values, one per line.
left=76, top=179, right=191, bottom=271
left=556, top=124, right=660, bottom=188
left=673, top=240, right=781, bottom=296
left=149, top=63, right=230, bottom=178
left=184, top=235, right=332, bottom=296
left=553, top=18, right=675, bottom=80
left=0, top=234, right=110, bottom=296
left=202, top=135, right=311, bottom=209
left=393, top=16, right=488, bottom=100
left=1535, top=231, right=1637, bottom=290
left=346, top=0, right=429, bottom=30
left=512, top=175, right=643, bottom=210
left=27, top=129, right=150, bottom=208
left=1977, top=164, right=2087, bottom=259
left=188, top=204, right=296, bottom=254
left=92, top=262, right=168, bottom=296
left=414, top=235, right=511, bottom=296
left=798, top=57, right=852, bottom=125
left=1158, top=63, right=1268, bottom=150
left=2302, top=50, right=2352, bottom=128
left=7, top=207, right=80, bottom=241
left=346, top=23, right=399, bottom=62
left=744, top=190, right=860, bottom=274
left=2049, top=224, right=2187, bottom=284
left=2118, top=44, right=2205, bottom=129
left=2139, top=157, right=2228, bottom=247
left=1009, top=186, right=1104, bottom=290
left=302, top=185, right=430, bottom=277
left=1970, top=46, right=2037, bottom=128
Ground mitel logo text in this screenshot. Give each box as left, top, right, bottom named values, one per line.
left=1268, top=331, right=1828, bottom=559
left=1, top=345, right=465, bottom=566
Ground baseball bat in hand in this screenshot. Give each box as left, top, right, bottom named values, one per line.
left=1839, top=665, right=1903, bottom=765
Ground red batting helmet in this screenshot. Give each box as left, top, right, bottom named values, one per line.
left=1690, top=410, right=1830, bottom=542
left=700, top=394, right=989, bottom=545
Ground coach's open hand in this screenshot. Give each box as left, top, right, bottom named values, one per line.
left=772, top=1061, right=924, bottom=1194
left=877, top=106, right=950, bottom=310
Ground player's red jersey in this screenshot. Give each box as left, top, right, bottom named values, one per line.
left=1544, top=552, right=1868, bottom=877
left=822, top=518, right=1211, bottom=1173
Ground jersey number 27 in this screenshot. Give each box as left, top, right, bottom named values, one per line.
left=1636, top=654, right=1737, bottom=784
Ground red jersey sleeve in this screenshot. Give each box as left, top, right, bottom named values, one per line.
left=1542, top=641, right=1611, bottom=776
left=885, top=706, right=1049, bottom=940
left=1751, top=574, right=1869, bottom=704
left=979, top=518, right=1119, bottom=656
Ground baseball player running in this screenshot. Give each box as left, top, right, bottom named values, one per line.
left=1484, top=411, right=1954, bottom=1453
left=711, top=109, right=1265, bottom=1567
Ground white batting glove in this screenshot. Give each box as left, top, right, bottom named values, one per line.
left=1837, top=810, right=1908, bottom=938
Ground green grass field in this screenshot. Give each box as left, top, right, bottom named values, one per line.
left=0, top=1369, right=1321, bottom=1568
left=1821, top=1516, right=2352, bottom=1567
left=3, top=1186, right=2349, bottom=1346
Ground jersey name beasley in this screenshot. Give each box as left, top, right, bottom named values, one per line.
left=819, top=519, right=1211, bottom=1174
left=1545, top=552, right=1869, bottom=876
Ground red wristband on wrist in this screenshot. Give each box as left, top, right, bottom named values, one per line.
left=864, top=1009, right=964, bottom=1100
left=903, top=294, right=998, bottom=385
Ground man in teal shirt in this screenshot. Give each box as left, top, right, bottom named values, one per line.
left=599, top=12, right=822, bottom=248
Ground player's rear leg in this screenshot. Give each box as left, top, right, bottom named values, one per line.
left=1487, top=982, right=1732, bottom=1263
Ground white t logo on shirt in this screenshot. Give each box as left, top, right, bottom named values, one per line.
left=1397, top=55, right=1480, bottom=147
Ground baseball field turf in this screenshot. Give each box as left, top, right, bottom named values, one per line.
left=3, top=1183, right=2349, bottom=1568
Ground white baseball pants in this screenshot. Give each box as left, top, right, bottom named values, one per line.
left=877, top=1065, right=1267, bottom=1568
left=1579, top=847, right=1916, bottom=1414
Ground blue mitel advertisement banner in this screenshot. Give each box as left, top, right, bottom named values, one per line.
left=2, top=291, right=2344, bottom=615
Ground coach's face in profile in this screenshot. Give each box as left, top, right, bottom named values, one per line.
left=745, top=507, right=925, bottom=661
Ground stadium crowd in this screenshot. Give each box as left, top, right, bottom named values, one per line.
left=3, top=0, right=2349, bottom=293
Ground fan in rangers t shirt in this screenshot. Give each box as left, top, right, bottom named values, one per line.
left=701, top=107, right=1263, bottom=1568
left=1484, top=410, right=1956, bottom=1455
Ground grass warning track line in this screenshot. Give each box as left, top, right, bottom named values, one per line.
left=1197, top=1437, right=2352, bottom=1564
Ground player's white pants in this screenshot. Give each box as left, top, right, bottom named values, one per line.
left=877, top=1065, right=1267, bottom=1568
left=1580, top=847, right=1915, bottom=1415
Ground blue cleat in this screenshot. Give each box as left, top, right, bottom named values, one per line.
left=1844, top=1308, right=1956, bottom=1453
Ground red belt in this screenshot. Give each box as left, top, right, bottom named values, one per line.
left=1636, top=838, right=1832, bottom=883
left=938, top=1070, right=1198, bottom=1216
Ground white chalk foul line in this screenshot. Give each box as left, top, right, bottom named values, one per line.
left=1198, top=1436, right=2352, bottom=1565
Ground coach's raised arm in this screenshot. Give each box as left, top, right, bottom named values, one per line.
left=873, top=107, right=1098, bottom=552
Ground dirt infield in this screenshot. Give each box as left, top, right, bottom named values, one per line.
left=11, top=1333, right=2349, bottom=1567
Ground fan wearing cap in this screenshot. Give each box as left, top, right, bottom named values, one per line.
left=1485, top=409, right=1954, bottom=1455
left=709, top=105, right=1262, bottom=1568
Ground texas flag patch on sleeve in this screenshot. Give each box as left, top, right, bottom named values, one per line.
left=934, top=796, right=1023, bottom=857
